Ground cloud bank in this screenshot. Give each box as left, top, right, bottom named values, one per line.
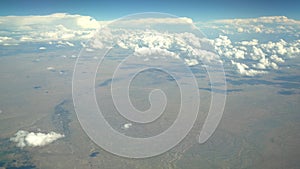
left=0, top=13, right=100, bottom=45
left=0, top=13, right=195, bottom=46
left=0, top=13, right=299, bottom=76
left=10, top=130, right=64, bottom=148
left=198, top=16, right=300, bottom=36
left=87, top=26, right=219, bottom=66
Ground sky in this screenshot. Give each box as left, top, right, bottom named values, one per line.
left=0, top=0, right=300, bottom=21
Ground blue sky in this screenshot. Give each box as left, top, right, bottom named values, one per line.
left=1, top=0, right=300, bottom=21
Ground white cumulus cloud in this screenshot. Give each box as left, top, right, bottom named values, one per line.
left=231, top=60, right=267, bottom=76
left=10, top=130, right=64, bottom=148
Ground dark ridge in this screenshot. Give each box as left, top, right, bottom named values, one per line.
left=199, top=87, right=243, bottom=94
left=98, top=79, right=112, bottom=87
left=227, top=78, right=275, bottom=86
left=52, top=100, right=71, bottom=137
left=7, top=165, right=36, bottom=169
left=273, top=75, right=300, bottom=83
left=208, top=82, right=226, bottom=87
left=89, top=152, right=100, bottom=157
left=33, top=86, right=41, bottom=89
left=133, top=68, right=176, bottom=85
left=278, top=90, right=297, bottom=95
left=190, top=67, right=206, bottom=74
left=227, top=78, right=300, bottom=89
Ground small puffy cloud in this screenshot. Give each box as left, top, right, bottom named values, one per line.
left=231, top=60, right=248, bottom=75
left=57, top=40, right=75, bottom=47
left=251, top=46, right=265, bottom=60
left=235, top=50, right=245, bottom=59
left=237, top=27, right=244, bottom=33
left=122, top=123, right=132, bottom=129
left=286, top=46, right=300, bottom=57
left=214, top=35, right=232, bottom=47
left=270, top=62, right=279, bottom=69
left=0, top=36, right=18, bottom=45
left=10, top=130, right=64, bottom=148
left=0, top=36, right=13, bottom=42
left=253, top=26, right=262, bottom=33
left=239, top=39, right=259, bottom=46
left=231, top=60, right=266, bottom=76
left=270, top=55, right=285, bottom=63
left=184, top=58, right=199, bottom=66
left=253, top=57, right=271, bottom=69
left=47, top=66, right=55, bottom=71
left=134, top=46, right=179, bottom=59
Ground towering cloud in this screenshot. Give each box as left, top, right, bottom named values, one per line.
left=0, top=13, right=100, bottom=45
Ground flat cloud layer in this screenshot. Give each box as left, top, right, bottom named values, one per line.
left=10, top=130, right=64, bottom=148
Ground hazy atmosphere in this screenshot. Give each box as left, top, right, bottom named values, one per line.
left=0, top=1, right=299, bottom=169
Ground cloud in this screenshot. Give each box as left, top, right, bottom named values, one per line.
left=184, top=58, right=199, bottom=66
left=76, top=15, right=100, bottom=29
left=251, top=46, right=265, bottom=60
left=122, top=123, right=132, bottom=129
left=237, top=27, right=244, bottom=33
left=259, top=39, right=300, bottom=58
left=0, top=13, right=98, bottom=45
left=47, top=66, right=55, bottom=71
left=56, top=40, right=75, bottom=47
left=133, top=46, right=179, bottom=59
left=270, top=55, right=285, bottom=63
left=0, top=13, right=196, bottom=46
left=0, top=13, right=99, bottom=30
left=231, top=60, right=266, bottom=76
left=234, top=49, right=245, bottom=59
left=198, top=16, right=300, bottom=36
left=87, top=27, right=219, bottom=65
left=213, top=34, right=300, bottom=76
left=0, top=36, right=13, bottom=42
left=239, top=39, right=259, bottom=46
left=1, top=13, right=299, bottom=76
left=10, top=130, right=64, bottom=148
left=111, top=17, right=194, bottom=28
left=212, top=16, right=300, bottom=25
left=214, top=35, right=232, bottom=47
